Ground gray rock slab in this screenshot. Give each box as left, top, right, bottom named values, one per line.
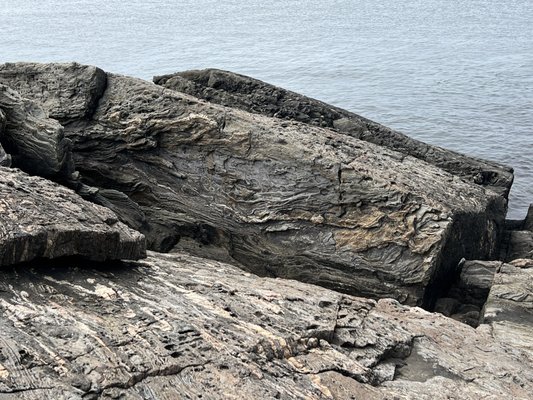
left=154, top=68, right=514, bottom=199
left=483, top=258, right=533, bottom=352
left=0, top=167, right=146, bottom=265
left=0, top=84, right=74, bottom=179
left=0, top=62, right=106, bottom=122
left=0, top=251, right=530, bottom=399
left=0, top=63, right=508, bottom=306
left=505, top=230, right=533, bottom=261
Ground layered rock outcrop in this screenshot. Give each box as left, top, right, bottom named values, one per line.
left=0, top=167, right=146, bottom=265
left=154, top=68, right=514, bottom=198
left=0, top=62, right=531, bottom=399
left=0, top=84, right=74, bottom=180
left=0, top=63, right=509, bottom=307
left=483, top=258, right=533, bottom=351
left=0, top=252, right=531, bottom=399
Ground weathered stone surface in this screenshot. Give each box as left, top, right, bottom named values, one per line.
left=0, top=109, right=11, bottom=167
left=505, top=230, right=533, bottom=261
left=0, top=84, right=74, bottom=180
left=0, top=62, right=508, bottom=306
left=459, top=260, right=500, bottom=293
left=0, top=252, right=530, bottom=399
left=501, top=209, right=533, bottom=262
left=0, top=167, right=146, bottom=265
left=0, top=62, right=106, bottom=122
left=483, top=258, right=533, bottom=351
left=154, top=68, right=514, bottom=198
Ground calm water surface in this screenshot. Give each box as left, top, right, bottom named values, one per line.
left=1, top=0, right=531, bottom=218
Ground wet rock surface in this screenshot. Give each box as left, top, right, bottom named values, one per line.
left=0, top=252, right=531, bottom=399
left=0, top=167, right=146, bottom=265
left=0, top=62, right=508, bottom=306
left=154, top=68, right=514, bottom=198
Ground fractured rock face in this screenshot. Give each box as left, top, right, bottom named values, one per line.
left=0, top=167, right=146, bottom=266
left=0, top=84, right=74, bottom=180
left=0, top=62, right=107, bottom=122
left=483, top=258, right=533, bottom=351
left=0, top=109, right=11, bottom=166
left=154, top=68, right=514, bottom=198
left=0, top=252, right=530, bottom=399
left=0, top=62, right=508, bottom=306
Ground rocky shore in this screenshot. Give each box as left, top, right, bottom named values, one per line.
left=0, top=62, right=531, bottom=399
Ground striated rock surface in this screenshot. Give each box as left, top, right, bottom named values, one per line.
left=0, top=84, right=74, bottom=180
left=154, top=68, right=514, bottom=198
left=0, top=109, right=11, bottom=166
left=0, top=62, right=107, bottom=123
left=0, top=167, right=146, bottom=265
left=501, top=204, right=533, bottom=262
left=0, top=62, right=531, bottom=400
left=0, top=252, right=530, bottom=399
left=0, top=62, right=509, bottom=306
left=483, top=258, right=533, bottom=351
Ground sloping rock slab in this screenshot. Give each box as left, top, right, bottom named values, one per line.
left=0, top=167, right=145, bottom=265
left=154, top=68, right=514, bottom=198
left=0, top=63, right=507, bottom=306
left=483, top=258, right=533, bottom=351
left=0, top=252, right=530, bottom=399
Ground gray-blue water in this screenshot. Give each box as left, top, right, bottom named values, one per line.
left=1, top=0, right=531, bottom=219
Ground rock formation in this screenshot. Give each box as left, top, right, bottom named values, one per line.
left=0, top=62, right=106, bottom=123
left=0, top=63, right=531, bottom=399
left=0, top=252, right=531, bottom=399
left=0, top=167, right=146, bottom=265
left=0, top=84, right=74, bottom=181
left=0, top=63, right=509, bottom=307
left=153, top=68, right=514, bottom=198
left=483, top=257, right=533, bottom=351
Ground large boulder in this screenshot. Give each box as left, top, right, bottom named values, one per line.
left=0, top=63, right=508, bottom=307
left=0, top=84, right=74, bottom=180
left=0, top=62, right=106, bottom=122
left=0, top=252, right=530, bottom=399
left=0, top=167, right=146, bottom=266
left=154, top=69, right=514, bottom=199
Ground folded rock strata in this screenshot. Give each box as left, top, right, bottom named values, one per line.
left=0, top=62, right=508, bottom=306
left=0, top=252, right=530, bottom=399
left=0, top=109, right=11, bottom=166
left=0, top=84, right=74, bottom=180
left=0, top=167, right=146, bottom=265
left=154, top=68, right=514, bottom=198
left=483, top=258, right=533, bottom=351
left=0, top=62, right=107, bottom=123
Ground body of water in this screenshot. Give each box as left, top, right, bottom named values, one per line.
left=1, top=0, right=531, bottom=218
